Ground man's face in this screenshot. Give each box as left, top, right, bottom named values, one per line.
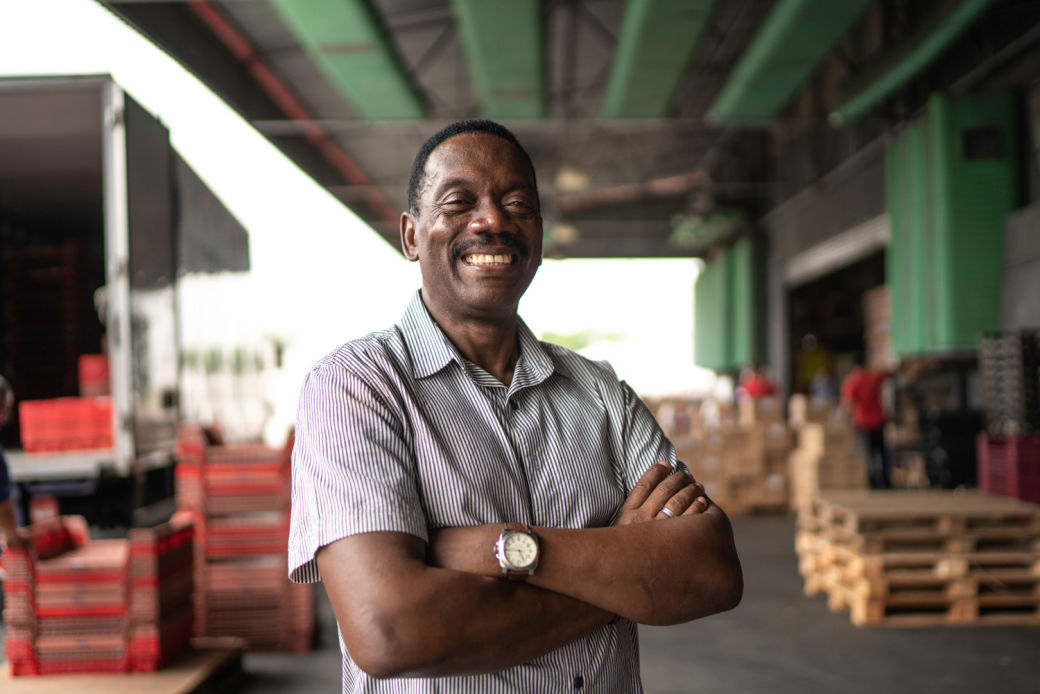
left=401, top=132, right=542, bottom=323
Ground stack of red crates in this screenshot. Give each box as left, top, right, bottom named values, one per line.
left=126, top=518, right=196, bottom=670
left=17, top=397, right=113, bottom=452
left=977, top=432, right=1040, bottom=503
left=1, top=515, right=195, bottom=675
left=175, top=424, right=313, bottom=651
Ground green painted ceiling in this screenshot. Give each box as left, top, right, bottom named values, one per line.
left=268, top=0, right=425, bottom=120
left=832, top=0, right=995, bottom=124
left=708, top=0, right=873, bottom=122
left=451, top=0, right=545, bottom=118
left=601, top=0, right=720, bottom=118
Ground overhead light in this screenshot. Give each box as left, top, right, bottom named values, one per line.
left=554, top=164, right=590, bottom=193
left=549, top=222, right=580, bottom=245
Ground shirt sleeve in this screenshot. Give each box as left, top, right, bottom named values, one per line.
left=288, top=360, right=427, bottom=583
left=618, top=381, right=678, bottom=492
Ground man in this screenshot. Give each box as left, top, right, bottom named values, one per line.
left=840, top=354, right=893, bottom=489
left=0, top=374, right=29, bottom=550
left=289, top=120, right=742, bottom=692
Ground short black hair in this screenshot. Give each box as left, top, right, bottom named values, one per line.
left=407, top=119, right=536, bottom=214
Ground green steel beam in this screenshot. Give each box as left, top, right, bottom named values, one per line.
left=451, top=0, right=544, bottom=118
left=831, top=0, right=994, bottom=124
left=707, top=0, right=872, bottom=123
left=602, top=0, right=719, bottom=118
left=268, top=0, right=425, bottom=120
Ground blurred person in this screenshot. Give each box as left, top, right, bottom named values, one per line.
left=0, top=374, right=30, bottom=550
left=740, top=364, right=777, bottom=399
left=289, top=120, right=742, bottom=693
left=840, top=354, right=894, bottom=489
left=796, top=333, right=830, bottom=392
left=810, top=366, right=836, bottom=401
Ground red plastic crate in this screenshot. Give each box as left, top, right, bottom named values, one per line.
left=977, top=432, right=1040, bottom=503
left=3, top=515, right=196, bottom=676
left=78, top=354, right=110, bottom=396
left=18, top=397, right=113, bottom=452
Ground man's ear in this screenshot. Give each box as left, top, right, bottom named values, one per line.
left=400, top=212, right=420, bottom=261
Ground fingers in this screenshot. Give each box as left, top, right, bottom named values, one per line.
left=656, top=478, right=709, bottom=519
left=680, top=492, right=711, bottom=517
left=645, top=467, right=696, bottom=510
left=619, top=461, right=673, bottom=511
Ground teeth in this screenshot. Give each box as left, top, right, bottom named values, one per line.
left=465, top=253, right=513, bottom=266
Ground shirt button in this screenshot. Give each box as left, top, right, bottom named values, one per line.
left=508, top=399, right=518, bottom=411
left=574, top=675, right=584, bottom=689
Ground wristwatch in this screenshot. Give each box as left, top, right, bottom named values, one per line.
left=494, top=523, right=539, bottom=580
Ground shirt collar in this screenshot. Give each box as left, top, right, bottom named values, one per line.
left=398, top=290, right=555, bottom=388
left=398, top=291, right=458, bottom=379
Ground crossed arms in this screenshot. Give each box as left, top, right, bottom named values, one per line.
left=316, top=462, right=742, bottom=679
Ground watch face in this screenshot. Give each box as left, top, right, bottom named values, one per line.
left=502, top=531, right=537, bottom=569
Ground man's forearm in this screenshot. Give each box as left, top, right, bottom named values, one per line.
left=317, top=533, right=613, bottom=678
left=0, top=498, right=24, bottom=547
left=430, top=505, right=742, bottom=626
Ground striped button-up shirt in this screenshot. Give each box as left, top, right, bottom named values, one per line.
left=290, top=291, right=676, bottom=693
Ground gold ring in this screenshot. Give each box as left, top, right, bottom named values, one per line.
left=661, top=507, right=676, bottom=519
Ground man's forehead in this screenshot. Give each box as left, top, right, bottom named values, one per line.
left=424, top=132, right=534, bottom=183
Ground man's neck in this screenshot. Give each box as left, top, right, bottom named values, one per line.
left=450, top=321, right=520, bottom=386
left=421, top=296, right=521, bottom=386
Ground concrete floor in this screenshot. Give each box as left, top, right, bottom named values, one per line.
left=4, top=513, right=1040, bottom=693
left=237, top=514, right=1040, bottom=694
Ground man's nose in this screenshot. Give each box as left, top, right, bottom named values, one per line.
left=468, top=200, right=508, bottom=232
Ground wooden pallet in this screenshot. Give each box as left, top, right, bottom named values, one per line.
left=795, top=490, right=1040, bottom=626
left=839, top=585, right=1040, bottom=627
left=799, top=490, right=1040, bottom=535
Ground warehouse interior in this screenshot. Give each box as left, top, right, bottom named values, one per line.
left=3, top=0, right=1040, bottom=691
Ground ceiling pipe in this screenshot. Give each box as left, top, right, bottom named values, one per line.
left=555, top=171, right=711, bottom=214
left=187, top=0, right=400, bottom=225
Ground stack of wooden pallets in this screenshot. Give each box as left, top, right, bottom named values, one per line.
left=788, top=421, right=867, bottom=511
left=2, top=515, right=195, bottom=675
left=796, top=490, right=1040, bottom=627
left=175, top=425, right=313, bottom=651
left=663, top=396, right=793, bottom=513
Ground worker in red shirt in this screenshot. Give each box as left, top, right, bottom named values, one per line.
left=840, top=355, right=894, bottom=489
left=739, top=365, right=777, bottom=399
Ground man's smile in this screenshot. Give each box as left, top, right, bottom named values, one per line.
left=462, top=252, right=517, bottom=267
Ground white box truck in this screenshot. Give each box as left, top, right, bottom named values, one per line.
left=0, top=75, right=249, bottom=526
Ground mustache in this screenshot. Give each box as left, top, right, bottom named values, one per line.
left=453, top=233, right=530, bottom=259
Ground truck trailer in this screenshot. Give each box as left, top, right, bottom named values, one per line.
left=0, top=75, right=249, bottom=527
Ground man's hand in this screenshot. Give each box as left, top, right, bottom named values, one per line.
left=613, top=462, right=709, bottom=526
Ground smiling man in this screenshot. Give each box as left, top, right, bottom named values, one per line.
left=289, top=120, right=742, bottom=693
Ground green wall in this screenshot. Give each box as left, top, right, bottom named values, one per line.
left=694, top=250, right=729, bottom=371
left=694, top=237, right=760, bottom=372
left=886, top=91, right=1017, bottom=355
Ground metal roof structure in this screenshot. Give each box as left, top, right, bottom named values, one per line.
left=97, top=0, right=1034, bottom=258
